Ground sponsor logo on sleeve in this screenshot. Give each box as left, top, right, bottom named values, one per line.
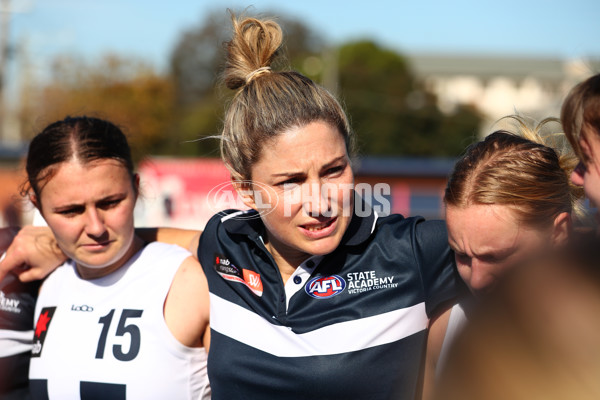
left=305, top=275, right=346, bottom=299
left=0, top=290, right=21, bottom=314
left=214, top=254, right=263, bottom=297
left=32, top=306, right=57, bottom=358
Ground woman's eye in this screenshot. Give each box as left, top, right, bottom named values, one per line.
left=278, top=178, right=301, bottom=186
left=58, top=207, right=83, bottom=216
left=100, top=198, right=123, bottom=208
left=455, top=253, right=470, bottom=263
left=327, top=163, right=348, bottom=175
left=480, top=253, right=509, bottom=264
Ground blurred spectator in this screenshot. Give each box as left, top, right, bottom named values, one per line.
left=562, top=73, right=600, bottom=223
left=434, top=243, right=600, bottom=400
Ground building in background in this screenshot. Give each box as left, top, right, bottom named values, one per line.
left=2, top=53, right=599, bottom=228
left=131, top=54, right=600, bottom=229
left=408, top=54, right=600, bottom=136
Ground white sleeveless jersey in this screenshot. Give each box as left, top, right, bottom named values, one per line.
left=29, top=242, right=210, bottom=400
left=436, top=301, right=468, bottom=379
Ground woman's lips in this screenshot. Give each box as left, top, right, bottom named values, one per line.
left=81, top=241, right=112, bottom=251
left=299, top=217, right=337, bottom=239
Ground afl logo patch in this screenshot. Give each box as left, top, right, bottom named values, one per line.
left=305, top=275, right=346, bottom=299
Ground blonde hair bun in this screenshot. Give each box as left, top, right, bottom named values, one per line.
left=223, top=15, right=282, bottom=90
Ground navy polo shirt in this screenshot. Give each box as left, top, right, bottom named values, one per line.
left=198, top=202, right=464, bottom=399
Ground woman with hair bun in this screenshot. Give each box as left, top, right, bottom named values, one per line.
left=437, top=116, right=583, bottom=372
left=190, top=14, right=464, bottom=399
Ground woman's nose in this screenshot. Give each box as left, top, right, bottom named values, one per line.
left=302, top=183, right=332, bottom=217
left=85, top=209, right=107, bottom=238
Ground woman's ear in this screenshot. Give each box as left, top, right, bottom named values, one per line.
left=232, top=179, right=257, bottom=211
left=29, top=194, right=40, bottom=211
left=551, top=212, right=571, bottom=245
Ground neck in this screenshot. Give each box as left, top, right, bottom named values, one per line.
left=265, top=241, right=310, bottom=285
left=76, top=235, right=144, bottom=280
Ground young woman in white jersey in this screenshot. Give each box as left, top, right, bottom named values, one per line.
left=24, top=116, right=210, bottom=399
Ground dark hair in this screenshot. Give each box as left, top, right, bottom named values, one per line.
left=25, top=116, right=135, bottom=199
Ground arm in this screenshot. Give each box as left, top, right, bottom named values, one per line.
left=163, top=256, right=210, bottom=348
left=136, top=227, right=202, bottom=256
left=0, top=226, right=67, bottom=282
left=0, top=226, right=203, bottom=283
left=421, top=308, right=452, bottom=400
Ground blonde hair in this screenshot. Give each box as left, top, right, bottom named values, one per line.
left=561, top=73, right=600, bottom=161
left=444, top=116, right=584, bottom=228
left=220, top=13, right=354, bottom=181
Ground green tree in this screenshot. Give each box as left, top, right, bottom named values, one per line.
left=338, top=40, right=481, bottom=157
left=170, top=8, right=325, bottom=105
left=24, top=54, right=176, bottom=163
left=167, top=8, right=325, bottom=157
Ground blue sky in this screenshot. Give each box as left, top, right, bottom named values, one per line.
left=5, top=0, right=600, bottom=75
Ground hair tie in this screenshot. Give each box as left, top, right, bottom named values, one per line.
left=245, top=67, right=272, bottom=84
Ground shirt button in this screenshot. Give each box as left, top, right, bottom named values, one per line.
left=306, top=260, right=314, bottom=268
left=293, top=276, right=302, bottom=284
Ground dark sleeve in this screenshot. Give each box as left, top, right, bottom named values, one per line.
left=197, top=213, right=220, bottom=262
left=0, top=275, right=39, bottom=394
left=413, top=219, right=467, bottom=318
left=0, top=275, right=39, bottom=331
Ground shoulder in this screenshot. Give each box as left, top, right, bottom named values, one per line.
left=142, top=241, right=192, bottom=260
left=373, top=214, right=448, bottom=247
left=42, top=260, right=76, bottom=284
left=204, top=209, right=260, bottom=232
left=200, top=209, right=262, bottom=251
left=376, top=214, right=446, bottom=232
left=116, top=242, right=193, bottom=281
left=165, top=255, right=210, bottom=347
left=171, top=256, right=207, bottom=292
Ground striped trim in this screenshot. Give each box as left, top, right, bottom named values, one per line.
left=220, top=210, right=250, bottom=222
left=371, top=210, right=379, bottom=233
left=0, top=329, right=34, bottom=357
left=210, top=294, right=428, bottom=357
